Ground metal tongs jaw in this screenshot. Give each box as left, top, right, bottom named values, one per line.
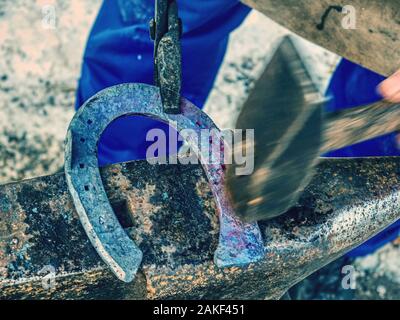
left=150, top=0, right=183, bottom=114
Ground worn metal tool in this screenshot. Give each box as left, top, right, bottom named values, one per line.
left=226, top=36, right=399, bottom=222
left=64, top=84, right=264, bottom=283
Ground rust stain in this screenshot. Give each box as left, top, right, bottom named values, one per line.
left=143, top=262, right=245, bottom=299
left=194, top=177, right=219, bottom=236
left=126, top=184, right=162, bottom=242
left=0, top=185, right=33, bottom=280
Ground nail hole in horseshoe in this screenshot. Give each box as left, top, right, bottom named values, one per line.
left=80, top=137, right=85, bottom=143
left=87, top=119, right=93, bottom=125
left=84, top=185, right=90, bottom=191
left=79, top=163, right=85, bottom=169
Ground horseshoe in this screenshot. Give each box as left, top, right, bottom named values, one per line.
left=65, top=83, right=264, bottom=282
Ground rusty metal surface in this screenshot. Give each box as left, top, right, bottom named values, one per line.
left=1, top=156, right=399, bottom=299
left=65, top=83, right=263, bottom=283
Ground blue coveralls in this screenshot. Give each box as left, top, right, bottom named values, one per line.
left=76, top=0, right=400, bottom=257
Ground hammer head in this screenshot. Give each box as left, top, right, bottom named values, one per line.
left=225, top=36, right=326, bottom=222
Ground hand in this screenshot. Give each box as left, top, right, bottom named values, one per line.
left=378, top=70, right=400, bottom=103
left=378, top=70, right=400, bottom=149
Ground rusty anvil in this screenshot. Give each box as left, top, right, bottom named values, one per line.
left=0, top=148, right=399, bottom=299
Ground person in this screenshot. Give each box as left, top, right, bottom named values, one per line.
left=76, top=0, right=399, bottom=257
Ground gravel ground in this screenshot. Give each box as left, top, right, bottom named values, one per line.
left=291, top=242, right=400, bottom=300
left=0, top=0, right=398, bottom=299
left=0, top=0, right=99, bottom=183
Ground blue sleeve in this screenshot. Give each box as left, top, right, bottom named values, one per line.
left=76, top=0, right=250, bottom=165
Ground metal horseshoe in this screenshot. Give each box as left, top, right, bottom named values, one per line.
left=65, top=83, right=264, bottom=282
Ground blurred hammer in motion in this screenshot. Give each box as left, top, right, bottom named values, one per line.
left=225, top=36, right=399, bottom=222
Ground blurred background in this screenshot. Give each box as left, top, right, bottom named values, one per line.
left=0, top=0, right=398, bottom=299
